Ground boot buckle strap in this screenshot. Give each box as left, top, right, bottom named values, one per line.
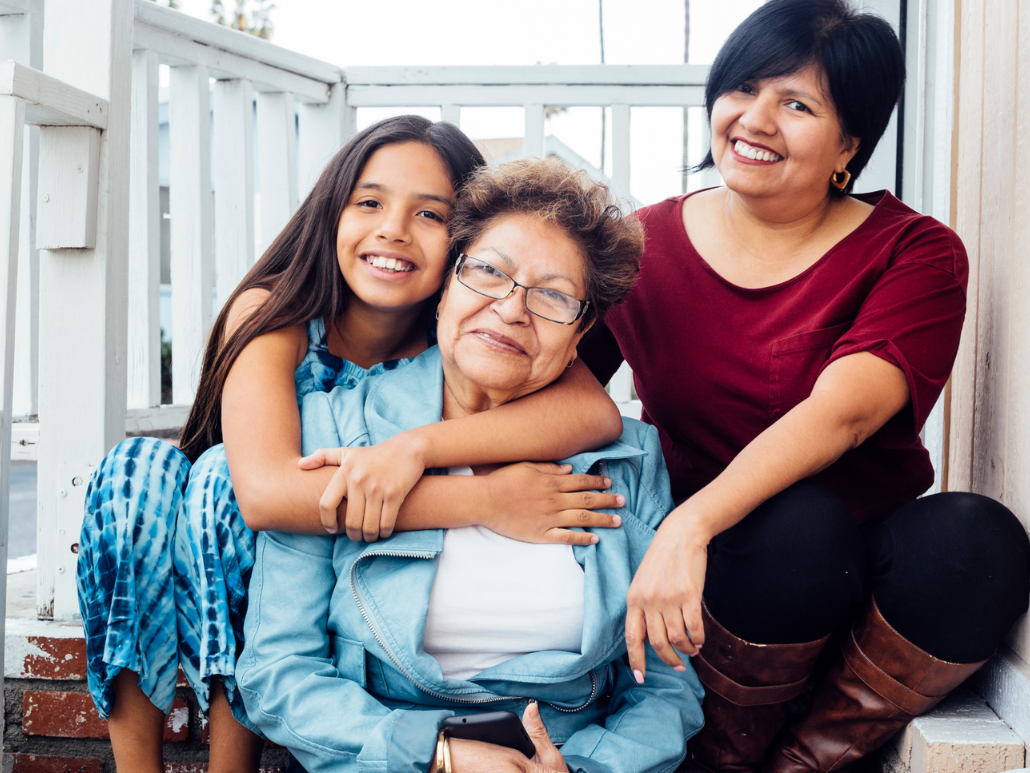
left=842, top=628, right=938, bottom=716
left=693, top=654, right=810, bottom=706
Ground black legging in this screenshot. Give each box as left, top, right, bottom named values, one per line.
left=703, top=480, right=1030, bottom=664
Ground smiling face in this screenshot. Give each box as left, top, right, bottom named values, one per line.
left=710, top=65, right=859, bottom=205
left=336, top=141, right=455, bottom=314
left=436, top=213, right=591, bottom=416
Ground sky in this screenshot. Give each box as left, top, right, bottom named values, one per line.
left=172, top=0, right=767, bottom=204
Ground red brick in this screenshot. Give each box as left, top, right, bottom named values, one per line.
left=10, top=754, right=103, bottom=773
left=23, top=691, right=189, bottom=741
left=20, top=637, right=87, bottom=680
left=177, top=668, right=188, bottom=687
left=163, top=766, right=283, bottom=773
left=200, top=715, right=279, bottom=747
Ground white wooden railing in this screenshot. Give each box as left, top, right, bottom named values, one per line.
left=0, top=0, right=709, bottom=621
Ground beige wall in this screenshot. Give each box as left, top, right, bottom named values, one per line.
left=948, top=0, right=1030, bottom=659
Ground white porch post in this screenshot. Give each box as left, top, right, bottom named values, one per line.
left=36, top=0, right=132, bottom=620
left=0, top=92, right=25, bottom=706
left=0, top=10, right=41, bottom=419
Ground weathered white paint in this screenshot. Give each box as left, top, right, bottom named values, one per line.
left=948, top=0, right=1030, bottom=707
left=976, top=650, right=1030, bottom=746
left=127, top=50, right=161, bottom=408
left=0, top=93, right=25, bottom=702
left=125, top=403, right=191, bottom=433
left=35, top=127, right=101, bottom=250
left=297, top=83, right=354, bottom=201
left=1, top=9, right=42, bottom=421
left=37, top=0, right=132, bottom=621
left=523, top=103, right=544, bottom=158
left=0, top=61, right=108, bottom=129
left=168, top=64, right=213, bottom=404
left=213, top=78, right=254, bottom=309
left=256, top=91, right=297, bottom=256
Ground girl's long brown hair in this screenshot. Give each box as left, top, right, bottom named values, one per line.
left=178, top=115, right=486, bottom=463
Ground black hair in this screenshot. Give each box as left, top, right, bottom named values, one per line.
left=179, top=116, right=486, bottom=462
left=696, top=0, right=905, bottom=194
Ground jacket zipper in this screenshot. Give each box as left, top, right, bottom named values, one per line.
left=349, top=549, right=598, bottom=713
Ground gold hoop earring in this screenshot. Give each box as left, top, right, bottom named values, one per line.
left=566, top=359, right=575, bottom=369
left=435, top=308, right=440, bottom=321
left=831, top=169, right=852, bottom=190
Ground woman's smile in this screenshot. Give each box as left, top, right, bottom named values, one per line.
left=469, top=327, right=528, bottom=356
left=730, top=138, right=783, bottom=164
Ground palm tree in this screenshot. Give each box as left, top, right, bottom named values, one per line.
left=211, top=0, right=275, bottom=40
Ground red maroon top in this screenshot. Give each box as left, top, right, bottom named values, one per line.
left=580, top=191, right=969, bottom=523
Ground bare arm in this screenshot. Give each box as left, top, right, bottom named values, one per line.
left=221, top=295, right=622, bottom=539
left=624, top=351, right=910, bottom=678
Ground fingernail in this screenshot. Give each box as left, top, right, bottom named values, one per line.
left=633, top=669, right=644, bottom=684
left=325, top=526, right=337, bottom=534
left=590, top=534, right=599, bottom=544
left=604, top=477, right=612, bottom=487
left=611, top=515, right=622, bottom=526
left=674, top=665, right=687, bottom=672
left=562, top=464, right=573, bottom=471
left=615, top=495, right=625, bottom=506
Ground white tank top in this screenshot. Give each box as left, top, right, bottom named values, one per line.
left=423, top=467, right=586, bottom=681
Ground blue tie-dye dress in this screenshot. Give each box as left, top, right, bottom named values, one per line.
left=76, top=319, right=415, bottom=730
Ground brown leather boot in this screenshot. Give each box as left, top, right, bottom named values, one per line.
left=764, top=598, right=988, bottom=772
left=687, top=601, right=831, bottom=772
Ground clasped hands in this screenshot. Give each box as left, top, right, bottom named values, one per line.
left=299, top=435, right=625, bottom=545
left=301, top=438, right=708, bottom=682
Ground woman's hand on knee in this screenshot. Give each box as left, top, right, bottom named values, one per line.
left=626, top=518, right=709, bottom=679
left=481, top=462, right=624, bottom=547
left=300, top=436, right=427, bottom=540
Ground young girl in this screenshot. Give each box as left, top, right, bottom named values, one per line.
left=77, top=116, right=626, bottom=773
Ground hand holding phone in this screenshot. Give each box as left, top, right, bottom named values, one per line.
left=441, top=710, right=537, bottom=758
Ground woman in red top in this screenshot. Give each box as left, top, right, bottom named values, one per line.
left=581, top=1, right=1030, bottom=770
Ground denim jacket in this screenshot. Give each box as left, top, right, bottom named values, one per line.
left=236, top=347, right=704, bottom=773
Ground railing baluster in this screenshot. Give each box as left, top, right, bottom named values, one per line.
left=1, top=10, right=42, bottom=420
left=128, top=49, right=161, bottom=408
left=256, top=91, right=298, bottom=256
left=169, top=64, right=213, bottom=404
left=213, top=78, right=255, bottom=308
left=524, top=103, right=545, bottom=158
left=0, top=92, right=26, bottom=683
left=297, top=83, right=354, bottom=202
left=441, top=104, right=460, bottom=126
left=611, top=103, right=631, bottom=204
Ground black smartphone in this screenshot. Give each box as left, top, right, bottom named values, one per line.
left=441, top=710, right=537, bottom=758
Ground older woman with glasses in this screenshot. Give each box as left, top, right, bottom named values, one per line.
left=236, top=157, right=704, bottom=773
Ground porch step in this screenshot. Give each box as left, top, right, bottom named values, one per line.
left=877, top=687, right=1025, bottom=773
left=4, top=568, right=1026, bottom=772
left=2, top=569, right=284, bottom=773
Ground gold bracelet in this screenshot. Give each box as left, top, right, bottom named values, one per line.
left=443, top=732, right=453, bottom=773
left=435, top=730, right=446, bottom=773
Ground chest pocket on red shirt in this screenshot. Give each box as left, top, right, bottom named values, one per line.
left=769, top=322, right=852, bottom=418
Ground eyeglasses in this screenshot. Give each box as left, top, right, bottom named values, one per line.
left=454, top=254, right=589, bottom=325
